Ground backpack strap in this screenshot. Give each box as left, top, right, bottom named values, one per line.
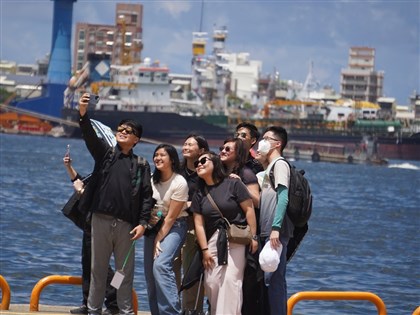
left=137, top=155, right=147, bottom=166
left=132, top=155, right=148, bottom=196
left=268, top=157, right=289, bottom=190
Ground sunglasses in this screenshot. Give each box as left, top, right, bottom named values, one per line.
left=117, top=125, right=136, bottom=136
left=235, top=132, right=248, bottom=138
left=219, top=145, right=232, bottom=152
left=194, top=157, right=211, bottom=168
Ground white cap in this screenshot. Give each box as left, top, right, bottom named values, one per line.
left=259, top=242, right=283, bottom=272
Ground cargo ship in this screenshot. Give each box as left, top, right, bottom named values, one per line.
left=7, top=0, right=419, bottom=159
left=228, top=97, right=420, bottom=161
left=61, top=56, right=230, bottom=146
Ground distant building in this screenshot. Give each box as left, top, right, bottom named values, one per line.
left=226, top=52, right=261, bottom=103
left=340, top=47, right=384, bottom=103
left=410, top=91, right=420, bottom=120
left=1, top=55, right=49, bottom=77
left=0, top=60, right=17, bottom=75
left=377, top=97, right=396, bottom=120
left=1, top=59, right=46, bottom=99
left=73, top=3, right=143, bottom=71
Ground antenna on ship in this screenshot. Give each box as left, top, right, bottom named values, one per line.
left=199, top=0, right=204, bottom=32
left=191, top=0, right=208, bottom=104
left=299, top=60, right=319, bottom=100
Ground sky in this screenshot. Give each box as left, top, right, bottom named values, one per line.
left=1, top=0, right=419, bottom=105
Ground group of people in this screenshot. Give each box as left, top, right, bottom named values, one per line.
left=63, top=92, right=294, bottom=315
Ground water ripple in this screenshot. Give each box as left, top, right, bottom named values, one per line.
left=1, top=134, right=419, bottom=314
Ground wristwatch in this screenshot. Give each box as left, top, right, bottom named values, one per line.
left=252, top=235, right=258, bottom=241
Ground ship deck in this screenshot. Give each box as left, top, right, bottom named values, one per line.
left=0, top=305, right=150, bottom=315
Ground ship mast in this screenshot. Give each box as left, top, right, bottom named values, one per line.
left=190, top=0, right=231, bottom=114
left=299, top=60, right=319, bottom=100
left=191, top=0, right=207, bottom=109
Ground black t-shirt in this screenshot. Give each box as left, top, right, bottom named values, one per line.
left=238, top=166, right=258, bottom=186
left=245, top=157, right=264, bottom=175
left=180, top=167, right=200, bottom=201
left=191, top=178, right=251, bottom=240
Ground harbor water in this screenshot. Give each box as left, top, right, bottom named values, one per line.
left=0, top=133, right=419, bottom=314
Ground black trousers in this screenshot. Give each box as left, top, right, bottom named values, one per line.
left=241, top=250, right=269, bottom=315
left=81, top=231, right=118, bottom=310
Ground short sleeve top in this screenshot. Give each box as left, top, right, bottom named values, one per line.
left=152, top=173, right=189, bottom=218
left=191, top=178, right=251, bottom=239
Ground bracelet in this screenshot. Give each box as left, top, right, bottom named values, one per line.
left=201, top=247, right=208, bottom=252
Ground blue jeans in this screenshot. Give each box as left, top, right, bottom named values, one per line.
left=264, top=236, right=289, bottom=315
left=144, top=217, right=187, bottom=315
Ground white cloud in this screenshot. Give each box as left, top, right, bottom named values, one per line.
left=155, top=1, right=192, bottom=18
left=1, top=0, right=418, bottom=104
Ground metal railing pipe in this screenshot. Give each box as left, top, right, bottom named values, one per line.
left=287, top=291, right=387, bottom=315
left=0, top=275, right=11, bottom=310
left=29, top=275, right=138, bottom=313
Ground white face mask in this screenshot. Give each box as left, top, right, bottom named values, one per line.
left=257, top=139, right=271, bottom=155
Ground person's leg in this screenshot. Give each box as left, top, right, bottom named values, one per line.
left=69, top=232, right=90, bottom=314
left=182, top=217, right=204, bottom=311
left=203, top=231, right=222, bottom=315
left=241, top=251, right=264, bottom=315
left=153, top=218, right=187, bottom=315
left=88, top=214, right=114, bottom=315
left=113, top=219, right=136, bottom=315
left=266, top=237, right=289, bottom=315
left=213, top=241, right=246, bottom=315
left=103, top=265, right=118, bottom=312
left=173, top=251, right=182, bottom=290
left=81, top=232, right=90, bottom=306
left=144, top=234, right=159, bottom=315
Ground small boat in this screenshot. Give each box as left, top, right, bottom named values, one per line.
left=0, top=112, right=53, bottom=136
left=284, top=140, right=388, bottom=165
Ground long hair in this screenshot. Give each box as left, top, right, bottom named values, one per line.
left=152, top=144, right=181, bottom=184
left=181, top=133, right=209, bottom=170
left=197, top=151, right=226, bottom=189
left=222, top=137, right=247, bottom=175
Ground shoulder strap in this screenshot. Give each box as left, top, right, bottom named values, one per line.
left=137, top=155, right=147, bottom=166
left=131, top=155, right=147, bottom=196
left=267, top=157, right=282, bottom=189
left=204, top=187, right=224, bottom=218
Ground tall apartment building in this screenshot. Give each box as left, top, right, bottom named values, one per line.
left=340, top=47, right=384, bottom=103
left=73, top=3, right=143, bottom=72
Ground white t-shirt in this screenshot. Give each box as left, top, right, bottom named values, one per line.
left=152, top=173, right=189, bottom=218
left=259, top=157, right=293, bottom=238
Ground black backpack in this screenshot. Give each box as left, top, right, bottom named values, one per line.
left=269, top=158, right=313, bottom=227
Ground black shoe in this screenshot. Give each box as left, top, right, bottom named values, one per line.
left=102, top=308, right=119, bottom=315
left=70, top=305, right=88, bottom=314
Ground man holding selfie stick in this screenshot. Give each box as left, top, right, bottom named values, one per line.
left=62, top=153, right=118, bottom=315
left=78, top=93, right=153, bottom=315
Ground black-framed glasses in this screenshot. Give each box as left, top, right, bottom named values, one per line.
left=194, top=157, right=211, bottom=168
left=234, top=132, right=248, bottom=139
left=219, top=145, right=232, bottom=152
left=117, top=125, right=136, bottom=136
left=263, top=136, right=280, bottom=142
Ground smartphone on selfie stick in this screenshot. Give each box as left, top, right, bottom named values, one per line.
left=88, top=94, right=99, bottom=107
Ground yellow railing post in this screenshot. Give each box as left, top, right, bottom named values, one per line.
left=29, top=275, right=138, bottom=313
left=0, top=275, right=11, bottom=310
left=287, top=291, right=387, bottom=315
left=30, top=275, right=82, bottom=311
